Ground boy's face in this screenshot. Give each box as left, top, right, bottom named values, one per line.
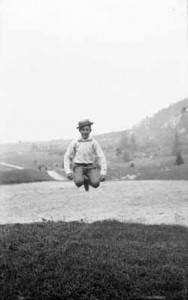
left=79, top=125, right=91, bottom=139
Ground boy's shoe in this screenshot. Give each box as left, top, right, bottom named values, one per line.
left=83, top=176, right=89, bottom=192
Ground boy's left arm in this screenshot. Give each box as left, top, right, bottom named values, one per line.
left=93, top=140, right=107, bottom=180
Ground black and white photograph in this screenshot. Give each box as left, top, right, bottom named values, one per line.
left=0, top=0, right=188, bottom=299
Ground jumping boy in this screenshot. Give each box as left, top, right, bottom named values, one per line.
left=64, top=119, right=107, bottom=191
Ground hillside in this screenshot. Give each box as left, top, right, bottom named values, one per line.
left=0, top=97, right=188, bottom=177
left=131, top=98, right=188, bottom=156
left=95, top=98, right=188, bottom=162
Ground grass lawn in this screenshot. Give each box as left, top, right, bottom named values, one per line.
left=1, top=220, right=188, bottom=299
left=107, top=155, right=188, bottom=180
left=0, top=169, right=54, bottom=185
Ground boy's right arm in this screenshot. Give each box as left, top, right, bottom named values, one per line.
left=64, top=141, right=76, bottom=179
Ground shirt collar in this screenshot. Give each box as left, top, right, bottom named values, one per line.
left=78, top=136, right=93, bottom=142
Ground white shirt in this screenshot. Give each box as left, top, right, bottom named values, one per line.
left=64, top=137, right=107, bottom=175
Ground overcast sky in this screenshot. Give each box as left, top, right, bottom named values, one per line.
left=0, top=0, right=188, bottom=143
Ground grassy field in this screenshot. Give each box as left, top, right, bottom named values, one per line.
left=0, top=169, right=54, bottom=185
left=0, top=151, right=64, bottom=170
left=1, top=181, right=188, bottom=299
left=1, top=152, right=188, bottom=185
left=1, top=220, right=188, bottom=299
left=1, top=180, right=187, bottom=226
left=108, top=154, right=188, bottom=180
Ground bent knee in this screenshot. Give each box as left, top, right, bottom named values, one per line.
left=90, top=181, right=100, bottom=188
left=74, top=179, right=84, bottom=187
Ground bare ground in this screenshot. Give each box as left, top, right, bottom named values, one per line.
left=0, top=180, right=188, bottom=226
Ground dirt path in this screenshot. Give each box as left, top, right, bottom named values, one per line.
left=0, top=162, right=24, bottom=170
left=47, top=170, right=66, bottom=181
left=0, top=180, right=188, bottom=226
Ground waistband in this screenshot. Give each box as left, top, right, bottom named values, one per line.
left=74, top=163, right=94, bottom=167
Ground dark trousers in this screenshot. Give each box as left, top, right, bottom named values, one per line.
left=73, top=164, right=100, bottom=188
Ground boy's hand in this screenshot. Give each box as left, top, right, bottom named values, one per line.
left=100, top=174, right=106, bottom=182
left=67, top=173, right=73, bottom=180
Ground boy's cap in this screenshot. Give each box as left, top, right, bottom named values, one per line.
left=77, top=119, right=94, bottom=129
